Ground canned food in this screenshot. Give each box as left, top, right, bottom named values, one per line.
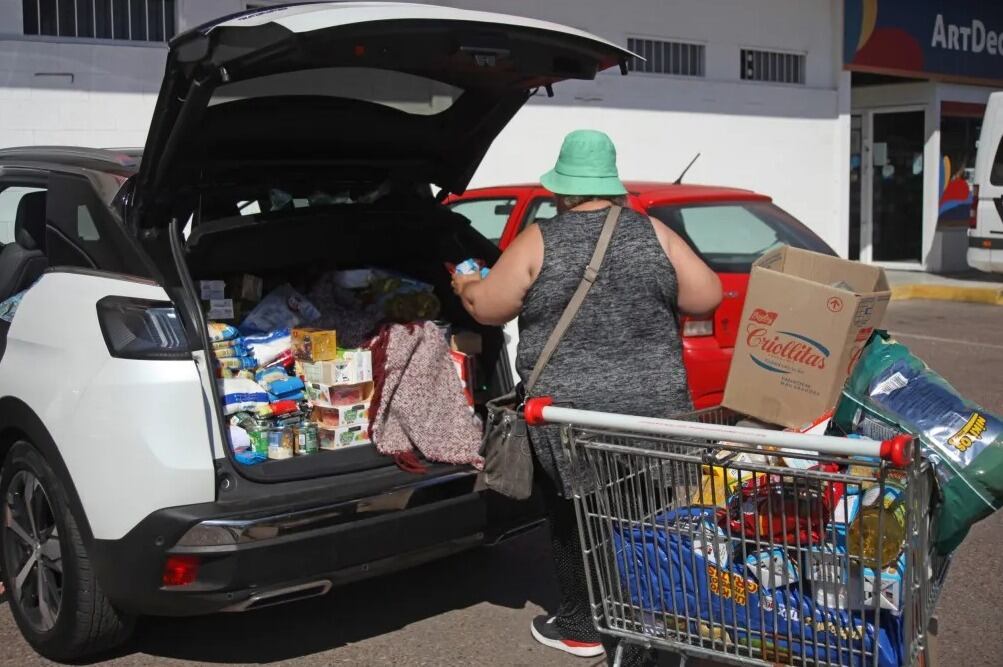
left=296, top=423, right=318, bottom=455
left=268, top=427, right=294, bottom=460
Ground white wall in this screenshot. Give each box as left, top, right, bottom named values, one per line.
left=425, top=0, right=848, bottom=254
left=0, top=0, right=849, bottom=254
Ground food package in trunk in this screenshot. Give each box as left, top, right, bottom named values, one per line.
left=200, top=280, right=226, bottom=301
left=311, top=402, right=370, bottom=429
left=450, top=350, right=475, bottom=406
left=291, top=327, right=338, bottom=362
left=207, top=299, right=236, bottom=321
left=319, top=424, right=371, bottom=450
left=234, top=274, right=263, bottom=302
left=305, top=380, right=374, bottom=407
left=722, top=246, right=890, bottom=428
left=835, top=330, right=1003, bottom=554
left=302, top=349, right=372, bottom=385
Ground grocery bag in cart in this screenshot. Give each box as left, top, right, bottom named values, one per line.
left=525, top=399, right=935, bottom=667
left=613, top=504, right=903, bottom=667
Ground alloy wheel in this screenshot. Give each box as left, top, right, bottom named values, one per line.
left=3, top=470, right=63, bottom=632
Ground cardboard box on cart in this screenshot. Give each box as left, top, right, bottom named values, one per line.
left=722, top=246, right=890, bottom=428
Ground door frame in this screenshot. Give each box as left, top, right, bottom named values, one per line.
left=858, top=105, right=927, bottom=268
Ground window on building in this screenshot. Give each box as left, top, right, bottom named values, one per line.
left=22, top=0, right=177, bottom=42
left=627, top=37, right=705, bottom=77
left=740, top=48, right=805, bottom=85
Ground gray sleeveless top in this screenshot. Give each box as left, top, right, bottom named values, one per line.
left=517, top=207, right=692, bottom=497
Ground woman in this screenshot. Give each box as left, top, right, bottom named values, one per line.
left=453, top=129, right=722, bottom=662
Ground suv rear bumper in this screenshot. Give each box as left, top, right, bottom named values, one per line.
left=88, top=470, right=501, bottom=616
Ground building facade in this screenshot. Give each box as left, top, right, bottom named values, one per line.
left=0, top=1, right=998, bottom=271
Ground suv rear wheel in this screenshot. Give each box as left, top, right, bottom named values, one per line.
left=1, top=442, right=134, bottom=661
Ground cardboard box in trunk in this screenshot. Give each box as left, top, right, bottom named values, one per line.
left=722, top=246, right=890, bottom=428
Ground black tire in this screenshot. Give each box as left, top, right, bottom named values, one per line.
left=1, top=442, right=134, bottom=662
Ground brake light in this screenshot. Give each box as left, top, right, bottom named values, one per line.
left=970, top=184, right=980, bottom=229
left=682, top=318, right=714, bottom=337
left=162, top=555, right=200, bottom=587
left=96, top=296, right=191, bottom=360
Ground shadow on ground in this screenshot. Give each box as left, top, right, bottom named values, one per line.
left=107, top=528, right=555, bottom=664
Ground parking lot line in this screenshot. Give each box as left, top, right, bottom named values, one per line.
left=889, top=331, right=1003, bottom=351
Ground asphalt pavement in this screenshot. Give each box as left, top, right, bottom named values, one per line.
left=2, top=299, right=1002, bottom=666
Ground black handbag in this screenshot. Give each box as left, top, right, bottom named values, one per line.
left=480, top=206, right=623, bottom=499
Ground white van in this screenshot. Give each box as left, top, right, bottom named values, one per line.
left=968, top=92, right=1003, bottom=273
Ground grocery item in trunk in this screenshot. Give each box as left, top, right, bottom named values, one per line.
left=301, top=349, right=373, bottom=385
left=207, top=298, right=235, bottom=321
left=837, top=331, right=1003, bottom=553
left=240, top=284, right=320, bottom=334
left=200, top=280, right=226, bottom=300
left=311, top=402, right=370, bottom=429
left=318, top=424, right=371, bottom=450
left=245, top=328, right=292, bottom=367
left=208, top=322, right=239, bottom=342
left=218, top=378, right=269, bottom=415
left=291, top=327, right=338, bottom=362
left=305, top=381, right=374, bottom=407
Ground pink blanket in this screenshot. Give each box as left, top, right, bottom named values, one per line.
left=369, top=322, right=483, bottom=470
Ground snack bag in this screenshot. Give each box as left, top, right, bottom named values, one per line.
left=445, top=258, right=490, bottom=279
left=837, top=331, right=1003, bottom=553
left=240, top=285, right=320, bottom=334
left=208, top=322, right=239, bottom=342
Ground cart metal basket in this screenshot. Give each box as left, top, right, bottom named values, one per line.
left=524, top=400, right=948, bottom=667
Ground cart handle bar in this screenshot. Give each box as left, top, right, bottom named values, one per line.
left=524, top=397, right=912, bottom=468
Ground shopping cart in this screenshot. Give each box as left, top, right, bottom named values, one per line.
left=524, top=399, right=949, bottom=667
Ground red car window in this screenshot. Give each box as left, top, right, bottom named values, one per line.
left=448, top=197, right=518, bottom=245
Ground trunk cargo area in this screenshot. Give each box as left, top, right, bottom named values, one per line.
left=184, top=190, right=508, bottom=481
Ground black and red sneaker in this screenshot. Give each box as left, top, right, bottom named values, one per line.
left=530, top=615, right=605, bottom=658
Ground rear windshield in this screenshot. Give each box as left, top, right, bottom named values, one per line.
left=647, top=201, right=835, bottom=273
left=210, top=67, right=462, bottom=116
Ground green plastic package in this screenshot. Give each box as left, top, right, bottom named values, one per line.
left=834, top=331, right=1003, bottom=553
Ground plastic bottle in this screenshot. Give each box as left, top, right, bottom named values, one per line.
left=847, top=480, right=907, bottom=569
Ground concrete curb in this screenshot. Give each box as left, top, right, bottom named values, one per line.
left=891, top=283, right=1003, bottom=306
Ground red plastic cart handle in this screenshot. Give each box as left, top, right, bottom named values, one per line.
left=879, top=434, right=913, bottom=468
left=524, top=397, right=553, bottom=426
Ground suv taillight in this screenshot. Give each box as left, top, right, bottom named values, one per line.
left=970, top=184, right=980, bottom=229
left=682, top=318, right=714, bottom=337
left=97, top=297, right=191, bottom=360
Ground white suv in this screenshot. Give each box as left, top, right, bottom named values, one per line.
left=0, top=4, right=629, bottom=661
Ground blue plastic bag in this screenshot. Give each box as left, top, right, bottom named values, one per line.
left=614, top=507, right=903, bottom=667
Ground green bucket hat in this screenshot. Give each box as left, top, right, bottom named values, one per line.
left=541, top=129, right=627, bottom=196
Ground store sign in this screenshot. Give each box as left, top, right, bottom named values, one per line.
left=844, top=0, right=1003, bottom=85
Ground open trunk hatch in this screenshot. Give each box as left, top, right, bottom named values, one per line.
left=133, top=2, right=633, bottom=228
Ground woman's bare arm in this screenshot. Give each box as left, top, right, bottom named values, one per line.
left=649, top=216, right=723, bottom=317
left=454, top=224, right=544, bottom=326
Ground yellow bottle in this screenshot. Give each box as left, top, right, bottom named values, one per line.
left=847, top=481, right=907, bottom=569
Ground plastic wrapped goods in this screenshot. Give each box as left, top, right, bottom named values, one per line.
left=836, top=331, right=1003, bottom=553
left=240, top=285, right=320, bottom=334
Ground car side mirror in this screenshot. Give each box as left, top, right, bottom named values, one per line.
left=494, top=203, right=514, bottom=215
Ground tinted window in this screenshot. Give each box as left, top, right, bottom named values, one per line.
left=992, top=137, right=1003, bottom=186
left=648, top=201, right=835, bottom=272
left=46, top=174, right=151, bottom=277
left=449, top=198, right=516, bottom=244
left=0, top=186, right=47, bottom=244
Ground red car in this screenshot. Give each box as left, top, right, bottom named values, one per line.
left=446, top=182, right=835, bottom=408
